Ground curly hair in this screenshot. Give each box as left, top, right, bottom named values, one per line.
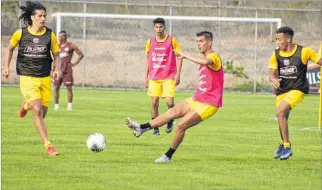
left=18, top=1, right=46, bottom=26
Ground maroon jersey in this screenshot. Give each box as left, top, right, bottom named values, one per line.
left=59, top=42, right=74, bottom=73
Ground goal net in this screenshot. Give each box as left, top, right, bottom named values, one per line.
left=52, top=13, right=281, bottom=92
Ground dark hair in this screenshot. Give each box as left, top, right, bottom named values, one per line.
left=276, top=26, right=294, bottom=38
left=59, top=31, right=67, bottom=34
left=18, top=1, right=46, bottom=26
left=196, top=31, right=213, bottom=41
left=153, top=18, right=165, bottom=26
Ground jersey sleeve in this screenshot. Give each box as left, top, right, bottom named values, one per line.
left=145, top=39, right=151, bottom=55
left=50, top=32, right=59, bottom=54
left=10, top=29, right=22, bottom=47
left=171, top=37, right=182, bottom=55
left=207, top=53, right=222, bottom=71
left=301, top=47, right=320, bottom=64
left=269, top=51, right=278, bottom=69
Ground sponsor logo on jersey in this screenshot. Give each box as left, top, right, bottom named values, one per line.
left=24, top=45, right=47, bottom=53
left=280, top=66, right=297, bottom=75
left=60, top=52, right=69, bottom=58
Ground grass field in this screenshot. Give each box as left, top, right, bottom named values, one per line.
left=1, top=86, right=321, bottom=190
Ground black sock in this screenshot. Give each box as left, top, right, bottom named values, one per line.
left=151, top=117, right=159, bottom=131
left=165, top=147, right=176, bottom=158
left=140, top=122, right=152, bottom=130
left=168, top=119, right=174, bottom=124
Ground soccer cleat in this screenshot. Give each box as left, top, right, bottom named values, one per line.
left=46, top=145, right=59, bottom=156
left=273, top=143, right=284, bottom=159
left=153, top=129, right=160, bottom=136
left=126, top=117, right=149, bottom=137
left=154, top=154, right=171, bottom=163
left=280, top=147, right=292, bottom=160
left=166, top=120, right=174, bottom=133
left=19, top=99, right=28, bottom=118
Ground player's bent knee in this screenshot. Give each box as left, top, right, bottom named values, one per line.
left=30, top=105, right=43, bottom=115
left=176, top=124, right=188, bottom=133
left=166, top=107, right=180, bottom=119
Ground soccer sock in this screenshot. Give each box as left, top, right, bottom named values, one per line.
left=54, top=104, right=59, bottom=108
left=165, top=147, right=176, bottom=159
left=140, top=122, right=152, bottom=130
left=44, top=141, right=52, bottom=149
left=283, top=142, right=291, bottom=148
left=168, top=119, right=174, bottom=125
left=68, top=103, right=72, bottom=108
left=151, top=117, right=159, bottom=131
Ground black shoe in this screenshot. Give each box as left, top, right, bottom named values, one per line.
left=166, top=120, right=174, bottom=133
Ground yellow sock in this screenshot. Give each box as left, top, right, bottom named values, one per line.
left=23, top=102, right=28, bottom=110
left=283, top=142, right=291, bottom=148
left=44, top=141, right=52, bottom=149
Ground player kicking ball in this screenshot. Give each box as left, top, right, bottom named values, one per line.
left=126, top=31, right=224, bottom=163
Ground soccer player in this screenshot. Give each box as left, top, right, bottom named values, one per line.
left=2, top=1, right=62, bottom=156
left=145, top=18, right=183, bottom=136
left=53, top=31, right=84, bottom=111
left=127, top=31, right=223, bottom=162
left=269, top=26, right=322, bottom=160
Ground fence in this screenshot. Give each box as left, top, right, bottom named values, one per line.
left=1, top=0, right=321, bottom=93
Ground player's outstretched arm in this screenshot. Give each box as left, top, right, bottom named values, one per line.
left=174, top=50, right=213, bottom=65
left=71, top=44, right=84, bottom=67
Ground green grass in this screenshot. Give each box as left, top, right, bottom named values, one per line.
left=1, top=86, right=321, bottom=190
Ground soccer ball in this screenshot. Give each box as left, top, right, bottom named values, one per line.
left=86, top=133, right=106, bottom=152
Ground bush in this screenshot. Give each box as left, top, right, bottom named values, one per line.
left=223, top=61, right=248, bottom=79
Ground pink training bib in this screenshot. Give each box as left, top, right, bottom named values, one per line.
left=148, top=36, right=177, bottom=80
left=193, top=52, right=224, bottom=107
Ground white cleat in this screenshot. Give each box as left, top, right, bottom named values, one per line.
left=54, top=106, right=59, bottom=111
left=154, top=155, right=171, bottom=163
left=126, top=117, right=143, bottom=137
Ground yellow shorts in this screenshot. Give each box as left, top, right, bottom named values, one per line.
left=20, top=76, right=52, bottom=107
left=276, top=90, right=305, bottom=109
left=148, top=79, right=175, bottom=97
left=186, top=98, right=219, bottom=120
